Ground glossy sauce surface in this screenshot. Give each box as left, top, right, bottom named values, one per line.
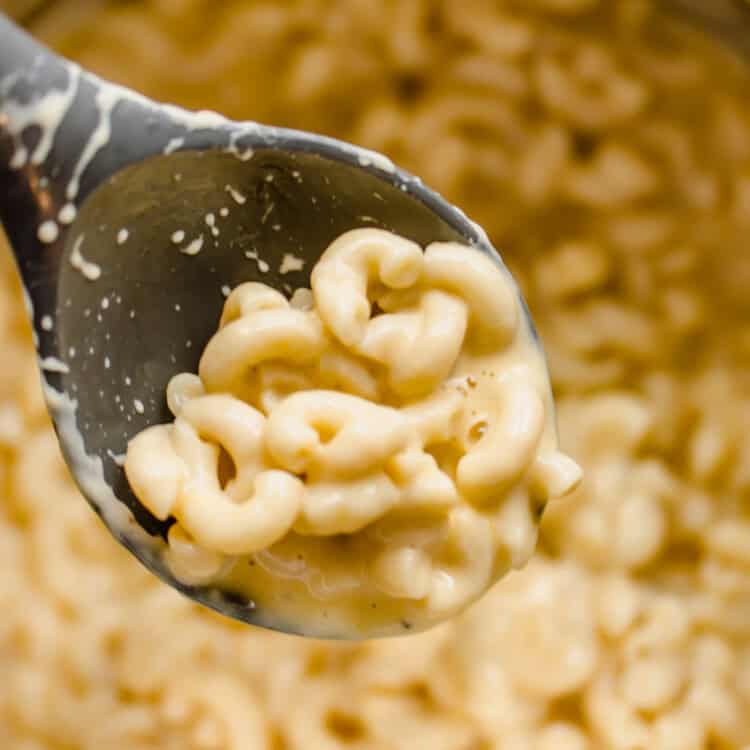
left=125, top=228, right=580, bottom=637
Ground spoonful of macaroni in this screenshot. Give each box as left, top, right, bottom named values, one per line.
left=0, top=15, right=581, bottom=638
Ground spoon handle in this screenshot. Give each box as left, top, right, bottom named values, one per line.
left=0, top=13, right=49, bottom=89
left=0, top=15, right=75, bottom=255
left=0, top=14, right=72, bottom=173
left=0, top=14, right=191, bottom=271
left=0, top=15, right=77, bottom=317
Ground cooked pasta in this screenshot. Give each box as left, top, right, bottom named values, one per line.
left=1, top=0, right=750, bottom=747
left=124, top=229, right=579, bottom=637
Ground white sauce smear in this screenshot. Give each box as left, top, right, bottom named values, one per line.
left=280, top=253, right=305, bottom=274
left=245, top=249, right=270, bottom=273
left=69, top=235, right=102, bottom=281
left=180, top=235, right=204, bottom=256
left=225, top=185, right=247, bottom=205
left=38, top=221, right=59, bottom=244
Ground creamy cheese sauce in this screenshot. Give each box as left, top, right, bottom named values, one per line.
left=124, top=228, right=580, bottom=637
left=69, top=234, right=102, bottom=280
left=37, top=220, right=59, bottom=244
left=280, top=252, right=305, bottom=274
left=180, top=235, right=204, bottom=256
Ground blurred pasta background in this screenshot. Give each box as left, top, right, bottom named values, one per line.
left=1, top=0, right=750, bottom=748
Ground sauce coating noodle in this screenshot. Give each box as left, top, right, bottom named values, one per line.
left=125, top=228, right=580, bottom=637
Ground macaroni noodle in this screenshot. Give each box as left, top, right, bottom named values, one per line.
left=125, top=227, right=580, bottom=637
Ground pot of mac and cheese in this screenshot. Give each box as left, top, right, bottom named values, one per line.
left=2, top=0, right=750, bottom=748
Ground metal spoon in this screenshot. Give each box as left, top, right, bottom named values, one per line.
left=0, top=14, right=537, bottom=636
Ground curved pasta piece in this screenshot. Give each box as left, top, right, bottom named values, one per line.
left=166, top=372, right=205, bottom=416
left=172, top=673, right=270, bottom=750
left=492, top=488, right=540, bottom=571
left=401, top=387, right=464, bottom=445
left=386, top=447, right=458, bottom=511
left=316, top=344, right=380, bottom=401
left=125, top=394, right=271, bottom=521
left=256, top=363, right=315, bottom=414
left=178, top=394, right=267, bottom=500
left=170, top=418, right=221, bottom=483
left=533, top=47, right=647, bottom=130
left=125, top=424, right=188, bottom=521
left=295, top=472, right=400, bottom=535
left=199, top=307, right=325, bottom=392
left=357, top=289, right=468, bottom=397
left=219, top=281, right=288, bottom=327
left=428, top=506, right=495, bottom=613
left=177, top=470, right=304, bottom=555
left=423, top=242, right=518, bottom=347
left=163, top=525, right=232, bottom=586
left=531, top=450, right=584, bottom=499
left=457, top=377, right=545, bottom=503
left=311, top=228, right=424, bottom=347
left=265, top=390, right=410, bottom=476
left=370, top=544, right=433, bottom=599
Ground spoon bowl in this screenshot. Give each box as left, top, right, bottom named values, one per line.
left=0, top=14, right=535, bottom=635
left=53, top=146, right=511, bottom=634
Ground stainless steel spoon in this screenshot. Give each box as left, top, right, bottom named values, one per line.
left=0, top=14, right=538, bottom=636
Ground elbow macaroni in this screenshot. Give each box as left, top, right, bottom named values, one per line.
left=5, top=1, right=750, bottom=748
left=125, top=227, right=580, bottom=636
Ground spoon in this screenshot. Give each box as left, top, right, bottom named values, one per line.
left=0, top=14, right=538, bottom=636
